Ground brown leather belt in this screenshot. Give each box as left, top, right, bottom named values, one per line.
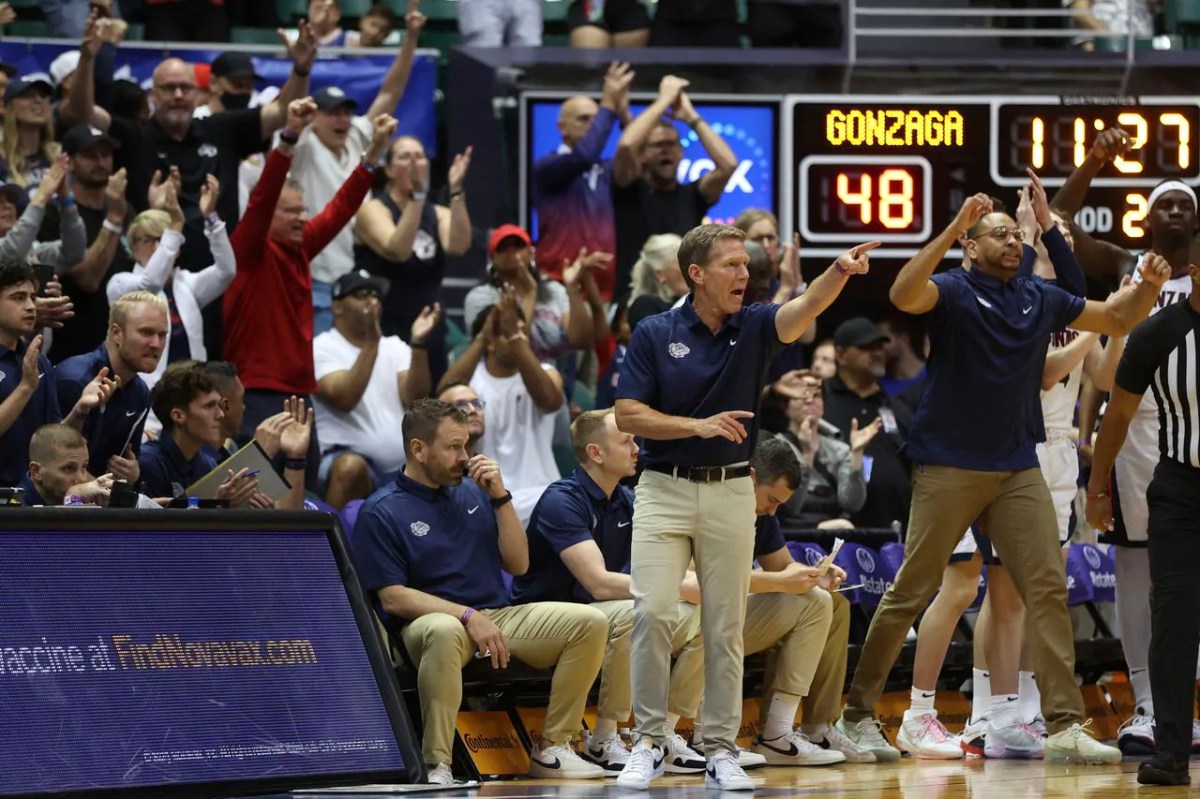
left=645, top=463, right=752, bottom=484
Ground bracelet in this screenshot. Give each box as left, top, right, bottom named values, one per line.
left=102, top=219, right=123, bottom=235
left=504, top=331, right=527, bottom=343
left=687, top=116, right=704, bottom=130
left=449, top=190, right=464, bottom=201
left=460, top=607, right=475, bottom=625
left=59, top=196, right=76, bottom=209
left=204, top=212, right=221, bottom=229
left=279, top=128, right=301, bottom=146
left=1087, top=490, right=1107, bottom=499
left=292, top=66, right=311, bottom=78
left=491, top=491, right=513, bottom=509
left=284, top=457, right=307, bottom=471
left=411, top=191, right=428, bottom=202
left=410, top=340, right=428, bottom=350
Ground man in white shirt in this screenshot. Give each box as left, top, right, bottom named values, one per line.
left=285, top=7, right=425, bottom=334
left=313, top=269, right=438, bottom=508
left=438, top=292, right=563, bottom=525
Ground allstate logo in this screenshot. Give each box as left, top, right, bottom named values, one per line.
left=804, top=548, right=824, bottom=567
left=1083, top=546, right=1102, bottom=570
left=855, top=548, right=876, bottom=574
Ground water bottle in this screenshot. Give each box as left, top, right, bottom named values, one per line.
left=186, top=497, right=200, bottom=510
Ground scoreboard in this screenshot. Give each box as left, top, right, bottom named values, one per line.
left=784, top=95, right=1200, bottom=259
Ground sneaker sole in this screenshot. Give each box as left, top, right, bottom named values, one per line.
left=704, top=775, right=755, bottom=791
left=869, top=746, right=902, bottom=763
left=984, top=744, right=1045, bottom=760
left=1137, top=766, right=1191, bottom=786
left=581, top=751, right=627, bottom=773
left=1045, top=749, right=1123, bottom=765
left=664, top=763, right=706, bottom=774
left=529, top=763, right=606, bottom=779
left=898, top=738, right=963, bottom=760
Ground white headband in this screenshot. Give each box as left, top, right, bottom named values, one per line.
left=1147, top=180, right=1198, bottom=213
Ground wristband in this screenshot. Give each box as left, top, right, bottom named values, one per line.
left=411, top=191, right=428, bottom=202
left=491, top=490, right=513, bottom=509
left=293, top=66, right=311, bottom=78
left=59, top=196, right=76, bottom=209
left=460, top=607, right=475, bottom=625
left=449, top=190, right=464, bottom=201
left=410, top=340, right=428, bottom=350
left=102, top=218, right=123, bottom=235
left=279, top=128, right=301, bottom=146
left=204, top=212, right=221, bottom=229
left=284, top=457, right=307, bottom=471
left=687, top=116, right=704, bottom=130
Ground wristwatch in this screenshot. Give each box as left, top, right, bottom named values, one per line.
left=491, top=491, right=513, bottom=508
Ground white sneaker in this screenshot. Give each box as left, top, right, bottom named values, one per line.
left=752, top=729, right=846, bottom=766
left=1045, top=721, right=1123, bottom=765
left=1117, top=712, right=1156, bottom=756
left=705, top=751, right=755, bottom=791
left=615, top=739, right=665, bottom=790
left=738, top=748, right=768, bottom=769
left=984, top=717, right=1045, bottom=759
left=529, top=744, right=606, bottom=779
left=834, top=716, right=900, bottom=762
left=896, top=712, right=963, bottom=760
left=808, top=724, right=877, bottom=763
left=1028, top=714, right=1048, bottom=738
left=960, top=717, right=988, bottom=758
left=663, top=732, right=706, bottom=773
left=426, top=763, right=456, bottom=785
left=582, top=731, right=630, bottom=773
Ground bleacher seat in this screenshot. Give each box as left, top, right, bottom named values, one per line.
left=339, top=498, right=366, bottom=537
left=421, top=0, right=460, bottom=23
left=340, top=0, right=373, bottom=17
left=276, top=0, right=307, bottom=24
left=571, top=380, right=594, bottom=412
left=542, top=0, right=569, bottom=23
left=231, top=27, right=284, bottom=45
left=8, top=20, right=50, bottom=37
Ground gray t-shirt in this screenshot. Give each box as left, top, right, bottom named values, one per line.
left=463, top=279, right=571, bottom=363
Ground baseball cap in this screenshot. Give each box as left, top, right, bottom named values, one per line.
left=833, top=317, right=890, bottom=349
left=210, top=51, right=260, bottom=81
left=332, top=269, right=391, bottom=300
left=313, top=86, right=357, bottom=113
left=49, top=50, right=81, bottom=86
left=488, top=224, right=532, bottom=254
left=61, top=124, right=121, bottom=156
left=0, top=62, right=17, bottom=79
left=4, top=74, right=54, bottom=103
left=0, top=183, right=28, bottom=210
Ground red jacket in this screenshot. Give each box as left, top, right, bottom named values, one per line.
left=224, top=147, right=373, bottom=395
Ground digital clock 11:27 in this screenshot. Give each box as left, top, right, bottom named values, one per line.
left=783, top=95, right=1200, bottom=257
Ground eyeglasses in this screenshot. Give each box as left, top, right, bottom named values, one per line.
left=452, top=399, right=486, bottom=411
left=969, top=226, right=1026, bottom=243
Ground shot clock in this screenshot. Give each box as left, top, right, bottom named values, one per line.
left=784, top=96, right=1200, bottom=256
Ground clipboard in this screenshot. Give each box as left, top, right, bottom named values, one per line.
left=185, top=440, right=291, bottom=501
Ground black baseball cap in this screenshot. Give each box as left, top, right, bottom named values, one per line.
left=333, top=269, right=390, bottom=300
left=210, top=51, right=260, bottom=80
left=61, top=124, right=121, bottom=156
left=834, top=317, right=890, bottom=349
left=4, top=74, right=54, bottom=103
left=313, top=86, right=358, bottom=113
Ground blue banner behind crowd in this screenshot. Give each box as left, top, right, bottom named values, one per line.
left=0, top=41, right=439, bottom=153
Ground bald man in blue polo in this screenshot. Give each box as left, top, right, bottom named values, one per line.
left=614, top=222, right=876, bottom=791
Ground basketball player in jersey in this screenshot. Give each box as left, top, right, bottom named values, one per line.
left=1053, top=139, right=1198, bottom=753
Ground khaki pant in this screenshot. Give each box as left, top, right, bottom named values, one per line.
left=401, top=603, right=608, bottom=766
left=845, top=465, right=1084, bottom=733
left=630, top=470, right=757, bottom=755
left=681, top=590, right=833, bottom=721
left=591, top=599, right=703, bottom=723
left=803, top=591, right=851, bottom=728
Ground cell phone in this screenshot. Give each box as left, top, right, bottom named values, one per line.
left=108, top=480, right=139, bottom=509
left=33, top=264, right=54, bottom=297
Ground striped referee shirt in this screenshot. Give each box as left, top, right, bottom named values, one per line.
left=1115, top=300, right=1200, bottom=467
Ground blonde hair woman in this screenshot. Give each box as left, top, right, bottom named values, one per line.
left=626, top=232, right=685, bottom=329
left=106, top=172, right=236, bottom=396
left=0, top=77, right=60, bottom=190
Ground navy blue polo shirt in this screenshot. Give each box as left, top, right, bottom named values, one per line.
left=754, top=514, right=787, bottom=558
left=352, top=473, right=509, bottom=612
left=906, top=268, right=1085, bottom=471
left=137, top=434, right=219, bottom=499
left=617, top=297, right=784, bottom=467
left=55, top=345, right=150, bottom=477
left=17, top=474, right=45, bottom=506
left=511, top=467, right=635, bottom=605
left=0, top=340, right=61, bottom=487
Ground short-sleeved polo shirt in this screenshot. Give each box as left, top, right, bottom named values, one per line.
left=137, top=434, right=219, bottom=499
left=55, top=344, right=150, bottom=477
left=616, top=296, right=784, bottom=467
left=17, top=475, right=44, bottom=506
left=906, top=268, right=1086, bottom=471
left=754, top=514, right=787, bottom=559
left=511, top=467, right=635, bottom=605
left=352, top=473, right=509, bottom=612
left=0, top=340, right=61, bottom=487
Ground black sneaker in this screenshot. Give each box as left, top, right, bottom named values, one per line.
left=1137, top=751, right=1190, bottom=786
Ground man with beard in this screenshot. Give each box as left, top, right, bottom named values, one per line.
left=55, top=290, right=167, bottom=486
left=611, top=76, right=737, bottom=298
left=60, top=18, right=317, bottom=272
left=50, top=124, right=133, bottom=362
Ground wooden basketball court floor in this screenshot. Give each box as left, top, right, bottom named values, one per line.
left=406, top=758, right=1195, bottom=797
